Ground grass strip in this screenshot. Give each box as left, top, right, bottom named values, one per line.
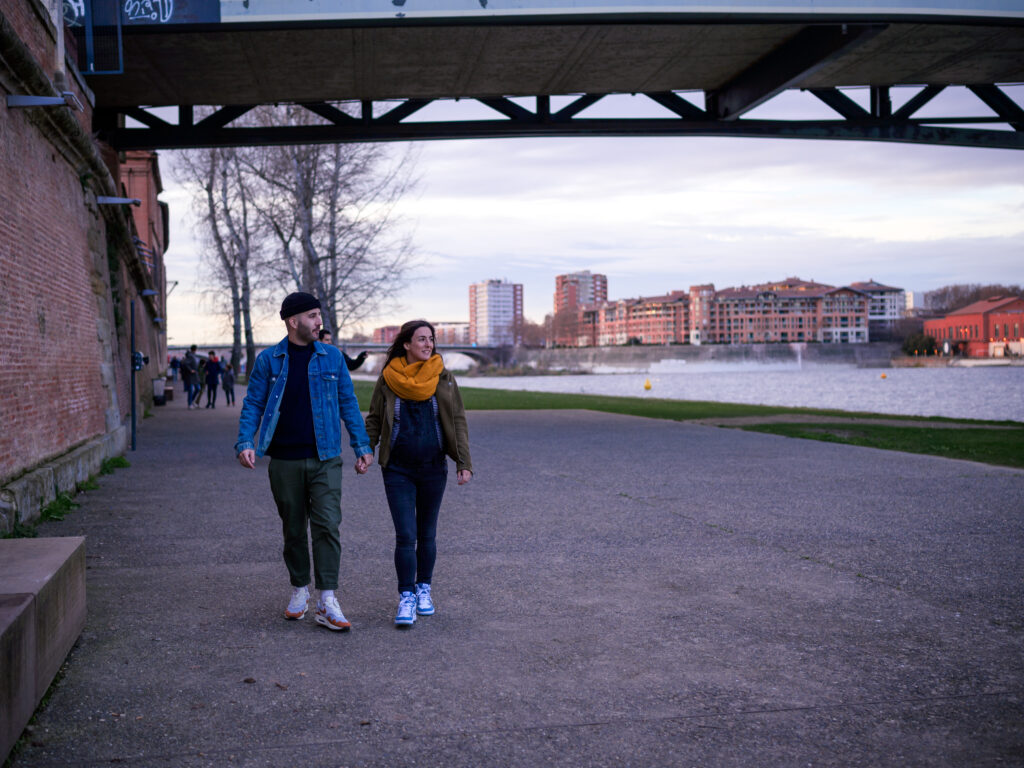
left=354, top=380, right=1012, bottom=425
left=352, top=380, right=1022, bottom=467
left=741, top=423, right=1024, bottom=469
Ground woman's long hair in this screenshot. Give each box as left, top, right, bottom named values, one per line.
left=384, top=320, right=438, bottom=365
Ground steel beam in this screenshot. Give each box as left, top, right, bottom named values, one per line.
left=967, top=84, right=1024, bottom=131
left=98, top=114, right=1024, bottom=152
left=706, top=24, right=886, bottom=120
left=98, top=86, right=1024, bottom=151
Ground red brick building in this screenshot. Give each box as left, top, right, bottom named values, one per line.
left=554, top=271, right=607, bottom=314
left=924, top=296, right=1024, bottom=357
left=373, top=325, right=400, bottom=344
left=694, top=279, right=869, bottom=345
left=1, top=0, right=165, bottom=532
left=556, top=277, right=872, bottom=348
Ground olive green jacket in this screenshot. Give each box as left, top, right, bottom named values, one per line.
left=365, top=368, right=473, bottom=474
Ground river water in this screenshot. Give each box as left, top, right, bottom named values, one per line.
left=450, top=362, right=1024, bottom=423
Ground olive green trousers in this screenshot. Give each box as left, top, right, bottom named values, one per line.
left=267, top=456, right=343, bottom=590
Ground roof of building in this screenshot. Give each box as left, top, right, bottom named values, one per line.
left=850, top=280, right=903, bottom=292
left=945, top=295, right=1024, bottom=317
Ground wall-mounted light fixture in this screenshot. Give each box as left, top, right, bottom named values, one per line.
left=97, top=196, right=141, bottom=206
left=6, top=92, right=84, bottom=111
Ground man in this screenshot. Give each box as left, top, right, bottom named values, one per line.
left=235, top=293, right=373, bottom=631
left=181, top=345, right=200, bottom=410
left=204, top=351, right=222, bottom=408
left=318, top=328, right=368, bottom=372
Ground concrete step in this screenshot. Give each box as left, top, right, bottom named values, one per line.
left=0, top=537, right=86, bottom=762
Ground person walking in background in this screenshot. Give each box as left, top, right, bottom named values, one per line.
left=318, top=328, right=368, bottom=372
left=197, top=356, right=208, bottom=406
left=364, top=320, right=473, bottom=629
left=169, top=355, right=180, bottom=381
left=182, top=345, right=200, bottom=410
left=205, top=351, right=223, bottom=408
left=235, top=292, right=374, bottom=632
left=222, top=363, right=236, bottom=406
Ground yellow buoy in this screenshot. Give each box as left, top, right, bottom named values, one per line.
left=644, top=378, right=652, bottom=390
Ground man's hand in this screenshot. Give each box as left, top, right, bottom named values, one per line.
left=457, top=469, right=472, bottom=485
left=354, top=453, right=374, bottom=474
left=238, top=449, right=256, bottom=469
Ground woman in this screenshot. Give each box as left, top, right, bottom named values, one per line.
left=221, top=362, right=236, bottom=406
left=364, top=320, right=473, bottom=628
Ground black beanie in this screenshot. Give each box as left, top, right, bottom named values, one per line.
left=280, top=292, right=321, bottom=319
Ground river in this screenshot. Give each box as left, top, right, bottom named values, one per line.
left=443, top=361, right=1024, bottom=423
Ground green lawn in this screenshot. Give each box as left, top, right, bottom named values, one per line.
left=351, top=380, right=1024, bottom=468
left=741, top=423, right=1024, bottom=469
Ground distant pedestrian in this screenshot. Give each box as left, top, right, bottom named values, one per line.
left=205, top=351, right=222, bottom=408
left=235, top=292, right=373, bottom=632
left=197, top=357, right=207, bottom=405
left=364, top=319, right=473, bottom=628
left=318, top=329, right=367, bottom=372
left=170, top=355, right=180, bottom=381
left=222, top=363, right=236, bottom=406
left=181, top=345, right=201, bottom=409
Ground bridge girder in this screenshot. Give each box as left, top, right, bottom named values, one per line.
left=88, top=16, right=1024, bottom=150
left=97, top=84, right=1024, bottom=150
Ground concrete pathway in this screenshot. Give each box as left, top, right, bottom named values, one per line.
left=11, top=387, right=1024, bottom=767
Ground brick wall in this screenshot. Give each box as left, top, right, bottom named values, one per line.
left=0, top=66, right=109, bottom=483
left=0, top=0, right=164, bottom=487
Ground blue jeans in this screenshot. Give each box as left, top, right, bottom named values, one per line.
left=186, top=381, right=200, bottom=407
left=383, top=459, right=447, bottom=594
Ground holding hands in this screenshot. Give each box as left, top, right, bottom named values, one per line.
left=354, top=454, right=374, bottom=474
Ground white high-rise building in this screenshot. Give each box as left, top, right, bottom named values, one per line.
left=469, top=279, right=524, bottom=346
left=850, top=279, right=906, bottom=339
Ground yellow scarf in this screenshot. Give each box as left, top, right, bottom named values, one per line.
left=383, top=355, right=443, bottom=401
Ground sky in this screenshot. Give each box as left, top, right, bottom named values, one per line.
left=159, top=87, right=1024, bottom=347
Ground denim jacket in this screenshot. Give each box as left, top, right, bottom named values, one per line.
left=234, top=338, right=371, bottom=461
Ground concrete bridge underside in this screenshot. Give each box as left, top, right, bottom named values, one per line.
left=90, top=16, right=1024, bottom=149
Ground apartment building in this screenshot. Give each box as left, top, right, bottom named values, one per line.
left=554, top=271, right=608, bottom=315
left=558, top=276, right=872, bottom=347
left=469, top=279, right=524, bottom=346
left=580, top=291, right=689, bottom=346
left=696, top=278, right=869, bottom=344
left=434, top=321, right=471, bottom=345
left=850, top=280, right=907, bottom=340
left=373, top=326, right=400, bottom=344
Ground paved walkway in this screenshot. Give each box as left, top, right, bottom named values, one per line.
left=11, top=387, right=1024, bottom=767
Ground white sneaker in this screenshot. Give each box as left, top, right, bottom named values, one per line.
left=314, top=595, right=351, bottom=631
left=395, top=591, right=417, bottom=627
left=284, top=585, right=309, bottom=620
left=415, top=583, right=435, bottom=615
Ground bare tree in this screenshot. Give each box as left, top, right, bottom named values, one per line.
left=175, top=147, right=259, bottom=375
left=240, top=106, right=417, bottom=336
left=174, top=104, right=417, bottom=370
left=926, top=283, right=1023, bottom=314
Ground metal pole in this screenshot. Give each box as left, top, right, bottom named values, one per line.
left=130, top=299, right=136, bottom=451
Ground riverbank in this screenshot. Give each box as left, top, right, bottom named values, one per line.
left=512, top=341, right=901, bottom=371
left=352, top=382, right=1024, bottom=469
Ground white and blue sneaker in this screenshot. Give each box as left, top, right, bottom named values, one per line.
left=284, top=585, right=310, bottom=620
left=395, top=591, right=417, bottom=627
left=415, top=583, right=435, bottom=615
